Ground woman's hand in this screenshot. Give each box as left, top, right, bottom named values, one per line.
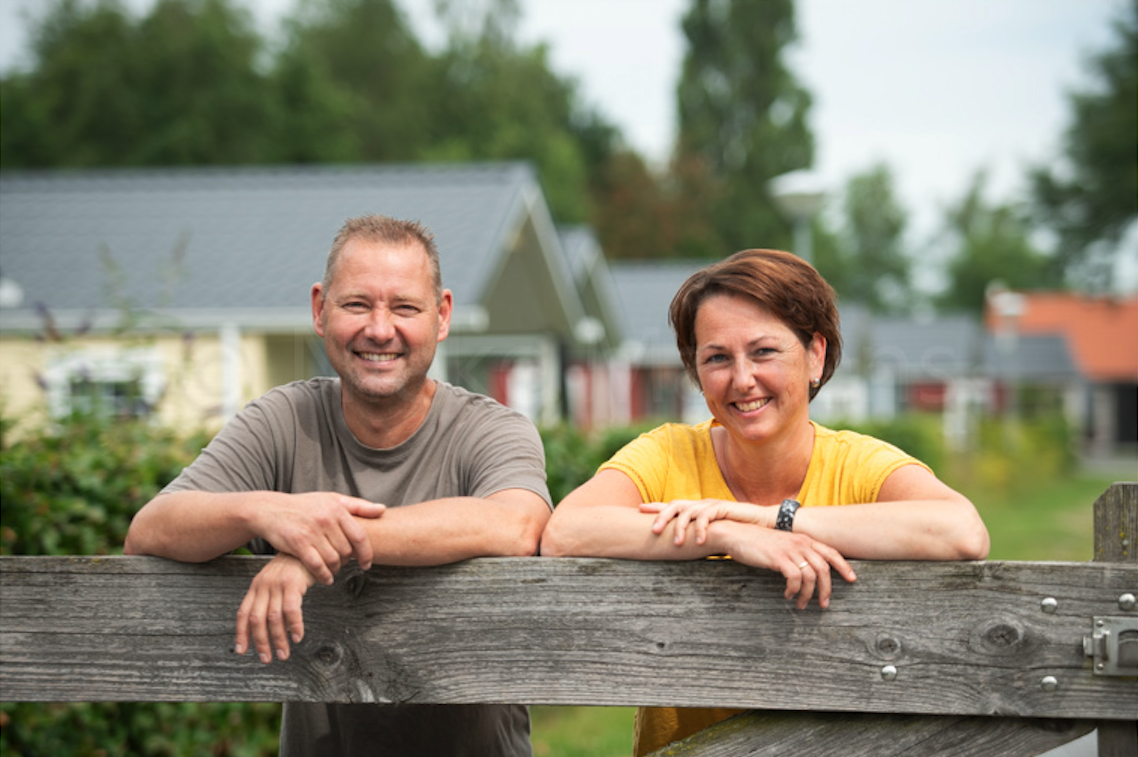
left=235, top=553, right=318, bottom=664
left=723, top=525, right=857, bottom=610
left=641, top=499, right=773, bottom=546
left=644, top=505, right=859, bottom=610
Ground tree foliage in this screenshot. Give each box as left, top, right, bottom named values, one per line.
left=673, top=0, right=814, bottom=255
left=1, top=0, right=283, bottom=167
left=829, top=164, right=913, bottom=313
left=1031, top=0, right=1138, bottom=289
left=0, top=0, right=616, bottom=224
left=939, top=173, right=1056, bottom=313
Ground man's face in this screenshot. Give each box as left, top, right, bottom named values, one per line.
left=311, top=237, right=452, bottom=409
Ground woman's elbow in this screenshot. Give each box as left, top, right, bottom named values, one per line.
left=951, top=512, right=991, bottom=560
left=538, top=512, right=580, bottom=557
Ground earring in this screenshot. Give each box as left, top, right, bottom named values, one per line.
left=810, top=377, right=821, bottom=389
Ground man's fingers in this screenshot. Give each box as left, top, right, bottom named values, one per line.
left=235, top=596, right=253, bottom=656
left=300, top=545, right=335, bottom=586
left=247, top=594, right=273, bottom=664
left=283, top=591, right=305, bottom=646
left=267, top=592, right=291, bottom=661
left=342, top=497, right=386, bottom=519
left=339, top=512, right=375, bottom=571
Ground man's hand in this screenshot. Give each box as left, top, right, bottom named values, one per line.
left=251, top=493, right=385, bottom=584
left=235, top=553, right=317, bottom=664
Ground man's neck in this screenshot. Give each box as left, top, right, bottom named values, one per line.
left=342, top=379, right=438, bottom=450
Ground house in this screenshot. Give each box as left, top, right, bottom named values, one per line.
left=0, top=163, right=604, bottom=432
left=606, top=259, right=710, bottom=425
left=985, top=289, right=1138, bottom=455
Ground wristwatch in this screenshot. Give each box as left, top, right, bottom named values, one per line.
left=775, top=498, right=801, bottom=531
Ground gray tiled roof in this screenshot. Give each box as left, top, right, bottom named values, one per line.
left=982, top=333, right=1080, bottom=381
left=608, top=260, right=707, bottom=365
left=866, top=315, right=983, bottom=379
left=0, top=162, right=536, bottom=331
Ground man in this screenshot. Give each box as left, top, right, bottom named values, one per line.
left=125, top=214, right=552, bottom=756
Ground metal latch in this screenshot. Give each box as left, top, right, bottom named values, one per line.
left=1084, top=616, right=1138, bottom=677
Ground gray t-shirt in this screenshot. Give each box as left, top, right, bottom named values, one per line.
left=165, top=377, right=551, bottom=757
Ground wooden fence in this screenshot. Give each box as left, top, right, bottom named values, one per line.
left=2, top=483, right=1136, bottom=757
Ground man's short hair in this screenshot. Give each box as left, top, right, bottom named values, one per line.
left=324, top=215, right=442, bottom=301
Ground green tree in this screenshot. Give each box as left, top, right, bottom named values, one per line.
left=1031, top=0, right=1137, bottom=290
left=938, top=173, right=1056, bottom=313
left=421, top=0, right=616, bottom=223
left=674, top=0, right=814, bottom=255
left=831, top=163, right=914, bottom=313
left=276, top=0, right=435, bottom=163
left=0, top=0, right=282, bottom=168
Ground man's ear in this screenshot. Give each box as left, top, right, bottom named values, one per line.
left=436, top=289, right=453, bottom=343
left=311, top=283, right=326, bottom=337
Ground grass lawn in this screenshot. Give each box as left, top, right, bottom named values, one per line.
left=528, top=461, right=1135, bottom=755
left=960, top=465, right=1134, bottom=561
left=530, top=706, right=635, bottom=757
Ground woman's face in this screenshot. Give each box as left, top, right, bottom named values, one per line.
left=693, top=292, right=825, bottom=444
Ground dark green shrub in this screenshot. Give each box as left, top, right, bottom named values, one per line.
left=0, top=410, right=212, bottom=556
left=0, top=410, right=280, bottom=756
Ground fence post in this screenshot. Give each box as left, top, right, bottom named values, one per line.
left=1093, top=482, right=1138, bottom=757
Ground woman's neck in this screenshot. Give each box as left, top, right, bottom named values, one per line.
left=712, top=420, right=816, bottom=505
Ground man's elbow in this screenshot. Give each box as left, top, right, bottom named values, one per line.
left=123, top=524, right=152, bottom=557
left=502, top=509, right=548, bottom=557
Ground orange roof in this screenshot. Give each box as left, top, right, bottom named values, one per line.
left=986, top=292, right=1138, bottom=381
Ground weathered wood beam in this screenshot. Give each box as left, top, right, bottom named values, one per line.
left=1093, top=482, right=1138, bottom=757
left=2, top=555, right=1134, bottom=721
left=650, top=710, right=1096, bottom=757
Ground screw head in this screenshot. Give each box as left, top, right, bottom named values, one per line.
left=1040, top=676, right=1059, bottom=692
left=1120, top=593, right=1136, bottom=611
left=880, top=665, right=898, bottom=681
left=1040, top=597, right=1058, bottom=614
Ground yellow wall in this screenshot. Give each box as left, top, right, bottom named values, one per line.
left=0, top=330, right=300, bottom=436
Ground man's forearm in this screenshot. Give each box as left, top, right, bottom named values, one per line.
left=360, top=494, right=549, bottom=565
left=124, top=490, right=261, bottom=561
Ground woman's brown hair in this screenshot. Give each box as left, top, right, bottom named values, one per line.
left=668, top=249, right=842, bottom=400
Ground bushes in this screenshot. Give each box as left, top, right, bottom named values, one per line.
left=0, top=410, right=211, bottom=556
left=0, top=410, right=279, bottom=756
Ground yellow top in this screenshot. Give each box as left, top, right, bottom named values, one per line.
left=600, top=419, right=928, bottom=755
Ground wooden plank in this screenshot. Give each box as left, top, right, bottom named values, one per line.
left=1094, top=481, right=1137, bottom=563
left=1, top=555, right=1134, bottom=720
left=1094, top=482, right=1138, bottom=757
left=652, top=711, right=1096, bottom=757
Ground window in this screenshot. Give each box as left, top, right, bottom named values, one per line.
left=44, top=348, right=165, bottom=420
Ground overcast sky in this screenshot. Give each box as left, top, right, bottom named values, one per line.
left=1, top=0, right=1133, bottom=286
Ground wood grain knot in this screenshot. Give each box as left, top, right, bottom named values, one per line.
left=314, top=642, right=344, bottom=668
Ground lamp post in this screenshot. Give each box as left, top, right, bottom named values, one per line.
left=771, top=170, right=826, bottom=264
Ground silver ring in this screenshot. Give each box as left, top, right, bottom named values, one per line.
left=797, top=561, right=810, bottom=570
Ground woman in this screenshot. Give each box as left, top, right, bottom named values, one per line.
left=540, top=248, right=989, bottom=756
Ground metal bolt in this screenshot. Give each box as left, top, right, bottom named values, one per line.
left=1120, top=593, right=1136, bottom=611
left=1096, top=619, right=1105, bottom=628
left=1040, top=597, right=1058, bottom=614
left=880, top=665, right=898, bottom=681
left=1040, top=676, right=1059, bottom=692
